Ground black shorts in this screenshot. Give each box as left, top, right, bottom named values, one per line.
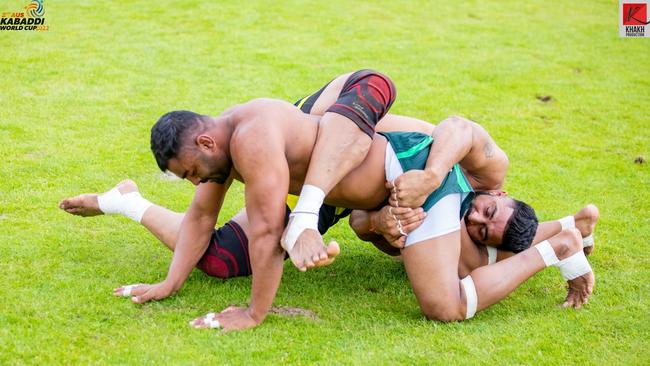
left=294, top=69, right=396, bottom=136
left=196, top=205, right=351, bottom=278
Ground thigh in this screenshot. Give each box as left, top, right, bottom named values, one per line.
left=402, top=230, right=463, bottom=314
left=309, top=73, right=353, bottom=115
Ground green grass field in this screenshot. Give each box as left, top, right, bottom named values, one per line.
left=1, top=0, right=649, bottom=364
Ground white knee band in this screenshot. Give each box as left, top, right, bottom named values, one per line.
left=461, top=275, right=478, bottom=319
left=282, top=185, right=325, bottom=252
left=582, top=234, right=594, bottom=248
left=557, top=251, right=592, bottom=280
left=97, top=188, right=153, bottom=223
left=558, top=216, right=575, bottom=231
left=535, top=240, right=592, bottom=280
left=486, top=246, right=497, bottom=265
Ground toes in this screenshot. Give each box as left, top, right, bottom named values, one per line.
left=326, top=241, right=340, bottom=258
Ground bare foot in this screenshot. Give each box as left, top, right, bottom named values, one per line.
left=281, top=227, right=340, bottom=272
left=552, top=229, right=595, bottom=309
left=574, top=204, right=599, bottom=255
left=58, top=179, right=138, bottom=216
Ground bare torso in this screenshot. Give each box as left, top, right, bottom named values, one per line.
left=225, top=98, right=390, bottom=210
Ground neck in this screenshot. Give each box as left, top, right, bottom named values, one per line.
left=204, top=115, right=234, bottom=161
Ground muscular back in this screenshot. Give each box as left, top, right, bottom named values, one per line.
left=227, top=98, right=390, bottom=210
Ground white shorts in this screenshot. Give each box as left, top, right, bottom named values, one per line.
left=385, top=143, right=463, bottom=247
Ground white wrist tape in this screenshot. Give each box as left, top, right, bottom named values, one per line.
left=97, top=188, right=153, bottom=223
left=282, top=185, right=325, bottom=252
left=461, top=275, right=478, bottom=319
left=582, top=234, right=594, bottom=248
left=557, top=251, right=592, bottom=280
left=535, top=240, right=560, bottom=267
left=558, top=216, right=575, bottom=231
left=486, top=246, right=497, bottom=265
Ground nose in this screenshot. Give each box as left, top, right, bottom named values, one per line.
left=188, top=177, right=201, bottom=186
left=466, top=209, right=484, bottom=224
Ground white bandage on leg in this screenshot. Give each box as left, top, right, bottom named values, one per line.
left=97, top=188, right=153, bottom=223
left=486, top=246, right=497, bottom=265
left=461, top=275, right=478, bottom=319
left=121, top=284, right=142, bottom=297
left=282, top=185, right=325, bottom=252
left=534, top=240, right=560, bottom=267
left=557, top=251, right=592, bottom=280
left=558, top=215, right=575, bottom=231
left=535, top=240, right=592, bottom=280
left=582, top=234, right=594, bottom=248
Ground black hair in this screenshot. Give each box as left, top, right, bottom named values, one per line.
left=150, top=110, right=203, bottom=172
left=500, top=199, right=538, bottom=253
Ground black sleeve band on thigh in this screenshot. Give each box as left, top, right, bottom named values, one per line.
left=196, top=207, right=292, bottom=279
left=325, top=69, right=397, bottom=137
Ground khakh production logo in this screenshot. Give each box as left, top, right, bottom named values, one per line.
left=1, top=0, right=48, bottom=31
left=620, top=1, right=650, bottom=37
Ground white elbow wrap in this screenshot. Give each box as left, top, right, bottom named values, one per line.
left=282, top=185, right=325, bottom=252
left=558, top=215, right=575, bottom=231
left=486, top=246, right=497, bottom=265
left=582, top=234, right=594, bottom=248
left=461, top=275, right=478, bottom=319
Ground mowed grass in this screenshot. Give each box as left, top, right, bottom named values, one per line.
left=1, top=0, right=649, bottom=364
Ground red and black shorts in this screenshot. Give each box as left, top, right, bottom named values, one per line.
left=294, top=69, right=397, bottom=136
left=196, top=204, right=351, bottom=278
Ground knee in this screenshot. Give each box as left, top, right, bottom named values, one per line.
left=419, top=299, right=465, bottom=322
left=348, top=211, right=372, bottom=241
left=555, top=228, right=582, bottom=256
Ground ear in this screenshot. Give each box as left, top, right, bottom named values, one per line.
left=488, top=190, right=507, bottom=197
left=195, top=134, right=215, bottom=151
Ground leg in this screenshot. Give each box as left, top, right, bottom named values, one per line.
left=532, top=204, right=599, bottom=255
left=404, top=228, right=590, bottom=321
left=282, top=70, right=397, bottom=270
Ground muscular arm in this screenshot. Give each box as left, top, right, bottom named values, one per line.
left=386, top=115, right=509, bottom=208
left=164, top=180, right=230, bottom=292
left=230, top=123, right=289, bottom=325
left=424, top=116, right=508, bottom=191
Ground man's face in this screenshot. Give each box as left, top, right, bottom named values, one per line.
left=167, top=145, right=231, bottom=186
left=464, top=193, right=514, bottom=247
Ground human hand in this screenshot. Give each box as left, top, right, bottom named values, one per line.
left=374, top=205, right=426, bottom=248
left=386, top=170, right=441, bottom=208
left=190, top=306, right=261, bottom=332
left=113, top=282, right=175, bottom=304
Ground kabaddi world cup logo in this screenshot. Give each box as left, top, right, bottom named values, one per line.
left=25, top=0, right=44, bottom=18
left=0, top=0, right=47, bottom=31
left=620, top=1, right=650, bottom=37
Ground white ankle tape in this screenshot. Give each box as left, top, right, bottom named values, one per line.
left=486, top=246, right=497, bottom=265
left=557, top=251, right=592, bottom=280
left=293, top=185, right=325, bottom=215
left=535, top=240, right=559, bottom=267
left=582, top=234, right=594, bottom=248
left=97, top=188, right=153, bottom=223
left=282, top=185, right=325, bottom=252
left=558, top=216, right=575, bottom=231
left=461, top=276, right=477, bottom=319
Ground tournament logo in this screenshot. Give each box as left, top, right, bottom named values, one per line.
left=25, top=0, right=44, bottom=18
left=0, top=0, right=48, bottom=31
left=620, top=1, right=650, bottom=37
